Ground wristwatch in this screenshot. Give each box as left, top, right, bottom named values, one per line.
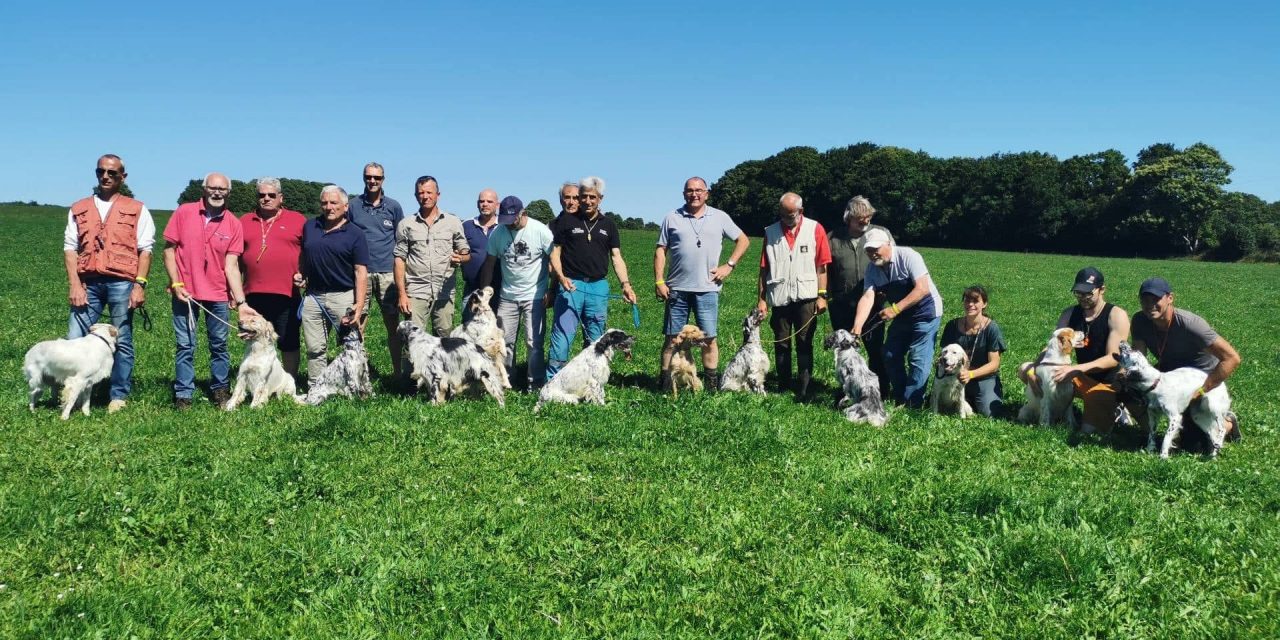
left=727, top=259, right=737, bottom=269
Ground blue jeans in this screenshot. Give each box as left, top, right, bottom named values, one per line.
left=546, top=279, right=609, bottom=379
left=883, top=314, right=941, bottom=408
left=67, top=277, right=135, bottom=401
left=171, top=297, right=231, bottom=399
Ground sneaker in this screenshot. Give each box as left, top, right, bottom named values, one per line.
left=1225, top=412, right=1242, bottom=443
left=211, top=388, right=231, bottom=407
left=107, top=399, right=127, bottom=414
left=175, top=397, right=193, bottom=411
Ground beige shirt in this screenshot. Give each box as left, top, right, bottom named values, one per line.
left=394, top=211, right=469, bottom=301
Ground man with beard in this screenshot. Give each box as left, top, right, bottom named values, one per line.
left=63, top=153, right=156, bottom=414
left=756, top=192, right=830, bottom=399
left=1018, top=267, right=1130, bottom=433
left=461, top=188, right=502, bottom=321
left=347, top=162, right=405, bottom=378
left=851, top=229, right=942, bottom=408
left=297, top=185, right=369, bottom=385
left=164, top=172, right=256, bottom=409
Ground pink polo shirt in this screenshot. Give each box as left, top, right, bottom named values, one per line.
left=240, top=208, right=306, bottom=296
left=164, top=202, right=244, bottom=302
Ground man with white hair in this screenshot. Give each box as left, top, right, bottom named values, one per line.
left=347, top=162, right=405, bottom=378
left=851, top=229, right=943, bottom=408
left=654, top=176, right=750, bottom=392
left=461, top=188, right=502, bottom=322
left=756, top=192, right=830, bottom=399
left=394, top=175, right=470, bottom=336
left=63, top=153, right=156, bottom=414
left=297, top=185, right=369, bottom=385
left=240, top=177, right=306, bottom=377
left=546, top=176, right=637, bottom=379
left=163, top=172, right=256, bottom=409
left=826, top=195, right=893, bottom=398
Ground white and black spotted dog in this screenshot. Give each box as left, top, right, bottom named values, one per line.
left=1017, top=328, right=1084, bottom=428
left=720, top=309, right=769, bottom=394
left=225, top=314, right=301, bottom=410
left=929, top=343, right=974, bottom=418
left=535, top=329, right=635, bottom=412
left=399, top=320, right=505, bottom=406
left=1114, top=341, right=1233, bottom=458
left=301, top=330, right=374, bottom=406
left=823, top=329, right=889, bottom=427
left=450, top=286, right=511, bottom=388
left=24, top=323, right=119, bottom=420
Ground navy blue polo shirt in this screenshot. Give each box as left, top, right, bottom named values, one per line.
left=302, top=218, right=370, bottom=293
left=347, top=193, right=403, bottom=273
left=461, top=218, right=500, bottom=291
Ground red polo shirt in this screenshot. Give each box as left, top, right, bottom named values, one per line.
left=164, top=202, right=244, bottom=302
left=240, top=208, right=306, bottom=296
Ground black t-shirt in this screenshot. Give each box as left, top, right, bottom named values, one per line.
left=554, top=213, right=620, bottom=281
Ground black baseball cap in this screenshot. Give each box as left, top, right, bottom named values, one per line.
left=1072, top=267, right=1104, bottom=294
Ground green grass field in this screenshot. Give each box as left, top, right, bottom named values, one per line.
left=2, top=203, right=1278, bottom=638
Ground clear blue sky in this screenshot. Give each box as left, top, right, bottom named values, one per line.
left=3, top=1, right=1276, bottom=220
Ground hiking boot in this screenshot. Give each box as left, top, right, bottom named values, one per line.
left=107, top=399, right=127, bottom=414
left=175, top=397, right=193, bottom=411
left=795, top=371, right=812, bottom=401
left=1225, top=412, right=1242, bottom=443
left=703, top=369, right=721, bottom=393
left=658, top=370, right=672, bottom=393
left=211, top=388, right=231, bottom=408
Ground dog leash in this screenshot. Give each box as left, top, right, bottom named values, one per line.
left=304, top=292, right=365, bottom=341
left=69, top=303, right=152, bottom=336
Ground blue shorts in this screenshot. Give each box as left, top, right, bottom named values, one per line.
left=664, top=290, right=719, bottom=337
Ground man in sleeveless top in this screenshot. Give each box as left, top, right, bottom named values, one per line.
left=1130, top=277, right=1242, bottom=448
left=756, top=192, right=830, bottom=399
left=1018, top=267, right=1130, bottom=434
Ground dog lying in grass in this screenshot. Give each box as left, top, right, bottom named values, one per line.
left=1114, top=341, right=1233, bottom=458
left=536, top=329, right=634, bottom=412
left=668, top=324, right=711, bottom=399
left=24, top=323, right=118, bottom=420
left=720, top=309, right=769, bottom=394
left=929, top=343, right=973, bottom=418
left=225, top=314, right=301, bottom=410
left=824, top=329, right=888, bottom=427
left=1017, top=328, right=1083, bottom=428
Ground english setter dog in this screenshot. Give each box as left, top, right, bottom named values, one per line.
left=450, top=286, right=511, bottom=388
left=823, top=329, right=889, bottom=427
left=668, top=324, right=711, bottom=399
left=536, top=329, right=634, bottom=412
left=1017, top=327, right=1084, bottom=428
left=929, top=343, right=974, bottom=418
left=225, top=314, right=301, bottom=410
left=720, top=309, right=769, bottom=394
left=1114, top=341, right=1233, bottom=458
left=301, top=330, right=374, bottom=406
left=399, top=321, right=505, bottom=406
left=24, top=323, right=119, bottom=420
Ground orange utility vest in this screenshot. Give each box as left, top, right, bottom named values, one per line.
left=70, top=194, right=144, bottom=280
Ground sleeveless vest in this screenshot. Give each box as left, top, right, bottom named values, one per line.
left=71, top=194, right=142, bottom=279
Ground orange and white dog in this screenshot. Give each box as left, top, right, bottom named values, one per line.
left=668, top=324, right=712, bottom=399
left=1017, top=328, right=1084, bottom=428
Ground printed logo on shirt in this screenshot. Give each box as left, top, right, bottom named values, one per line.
left=800, top=245, right=809, bottom=253
left=382, top=219, right=394, bottom=229
left=570, top=227, right=585, bottom=235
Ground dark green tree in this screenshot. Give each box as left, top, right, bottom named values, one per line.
left=526, top=199, right=555, bottom=224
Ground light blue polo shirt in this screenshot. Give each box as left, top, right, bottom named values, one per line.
left=486, top=218, right=554, bottom=302
left=656, top=205, right=743, bottom=293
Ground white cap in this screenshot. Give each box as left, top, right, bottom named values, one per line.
left=863, top=228, right=892, bottom=250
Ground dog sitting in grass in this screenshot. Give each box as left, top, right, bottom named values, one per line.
left=225, top=314, right=301, bottom=410
left=720, top=309, right=769, bottom=394
left=301, top=330, right=374, bottom=406
left=929, top=343, right=973, bottom=418
left=823, top=329, right=889, bottom=427
left=450, top=286, right=511, bottom=389
left=1017, top=328, right=1084, bottom=428
left=668, top=324, right=712, bottom=399
left=24, top=323, right=119, bottom=420
left=536, top=329, right=634, bottom=412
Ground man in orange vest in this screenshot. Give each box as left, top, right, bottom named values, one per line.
left=63, top=154, right=156, bottom=414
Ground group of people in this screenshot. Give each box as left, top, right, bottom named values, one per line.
left=64, top=153, right=1243, bottom=445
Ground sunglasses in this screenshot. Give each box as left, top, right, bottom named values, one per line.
left=95, top=168, right=123, bottom=179
left=363, top=175, right=384, bottom=181
left=258, top=192, right=279, bottom=199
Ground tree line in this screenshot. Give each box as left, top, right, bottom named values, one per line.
left=707, top=142, right=1280, bottom=261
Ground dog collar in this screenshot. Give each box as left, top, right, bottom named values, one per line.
left=1142, top=376, right=1161, bottom=394
left=90, top=333, right=113, bottom=350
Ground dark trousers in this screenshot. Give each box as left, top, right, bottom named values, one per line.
left=829, top=295, right=888, bottom=399
left=771, top=299, right=818, bottom=393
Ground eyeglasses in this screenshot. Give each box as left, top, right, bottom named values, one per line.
left=1072, top=290, right=1098, bottom=299
left=95, top=168, right=123, bottom=179
left=205, top=186, right=230, bottom=193
left=364, top=175, right=384, bottom=181
left=258, top=192, right=279, bottom=199
left=683, top=188, right=708, bottom=195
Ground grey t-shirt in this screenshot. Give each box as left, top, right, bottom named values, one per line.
left=1131, top=307, right=1220, bottom=373
left=656, top=206, right=743, bottom=293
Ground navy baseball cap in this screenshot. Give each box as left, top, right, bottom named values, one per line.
left=1139, top=277, right=1173, bottom=298
left=1072, top=267, right=1104, bottom=294
left=498, top=196, right=524, bottom=224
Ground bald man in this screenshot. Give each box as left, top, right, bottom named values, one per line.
left=461, top=188, right=502, bottom=321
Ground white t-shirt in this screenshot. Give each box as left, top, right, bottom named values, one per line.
left=63, top=195, right=156, bottom=252
left=485, top=218, right=554, bottom=302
